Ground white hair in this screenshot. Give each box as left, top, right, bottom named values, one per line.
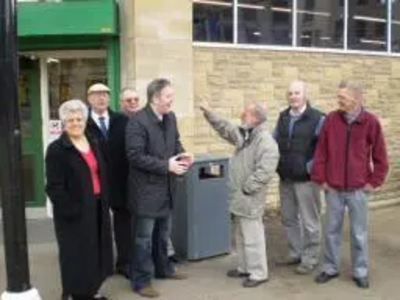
left=120, top=87, right=137, bottom=100
left=58, top=99, right=89, bottom=124
left=247, top=100, right=268, bottom=124
left=289, top=80, right=308, bottom=101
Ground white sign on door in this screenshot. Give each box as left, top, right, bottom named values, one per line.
left=48, top=119, right=62, bottom=144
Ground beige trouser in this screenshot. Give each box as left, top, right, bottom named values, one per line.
left=234, top=216, right=268, bottom=281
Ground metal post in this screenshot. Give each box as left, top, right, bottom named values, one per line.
left=344, top=0, right=349, bottom=50
left=292, top=0, right=298, bottom=47
left=0, top=0, right=41, bottom=299
left=388, top=0, right=392, bottom=53
left=233, top=0, right=238, bottom=44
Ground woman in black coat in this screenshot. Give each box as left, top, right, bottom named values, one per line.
left=45, top=99, right=113, bottom=300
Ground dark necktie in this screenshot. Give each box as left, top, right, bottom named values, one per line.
left=98, top=116, right=108, bottom=137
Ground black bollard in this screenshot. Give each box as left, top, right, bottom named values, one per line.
left=0, top=1, right=40, bottom=299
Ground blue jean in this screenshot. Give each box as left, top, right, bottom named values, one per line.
left=131, top=216, right=174, bottom=290
left=322, top=189, right=369, bottom=278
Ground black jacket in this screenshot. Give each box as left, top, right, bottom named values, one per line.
left=86, top=110, right=129, bottom=209
left=45, top=133, right=113, bottom=295
left=125, top=105, right=184, bottom=218
left=276, top=104, right=324, bottom=181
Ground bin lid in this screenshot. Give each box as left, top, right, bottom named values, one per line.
left=193, top=154, right=230, bottom=164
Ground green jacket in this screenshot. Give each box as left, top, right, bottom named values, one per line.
left=204, top=110, right=279, bottom=218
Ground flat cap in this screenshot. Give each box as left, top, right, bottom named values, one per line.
left=87, top=83, right=110, bottom=94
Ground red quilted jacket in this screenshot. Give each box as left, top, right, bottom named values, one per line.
left=311, top=109, right=388, bottom=190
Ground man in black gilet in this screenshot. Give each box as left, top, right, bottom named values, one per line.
left=274, top=80, right=325, bottom=275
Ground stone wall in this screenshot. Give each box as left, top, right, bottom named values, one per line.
left=119, top=0, right=195, bottom=149
left=193, top=47, right=400, bottom=205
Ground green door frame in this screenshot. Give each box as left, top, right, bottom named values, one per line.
left=20, top=36, right=121, bottom=109
left=19, top=37, right=121, bottom=207
left=16, top=0, right=120, bottom=207
left=20, top=59, right=45, bottom=207
left=107, top=37, right=121, bottom=111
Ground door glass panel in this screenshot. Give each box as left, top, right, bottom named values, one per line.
left=19, top=55, right=38, bottom=138
left=19, top=73, right=32, bottom=138
left=47, top=58, right=107, bottom=119
left=21, top=155, right=36, bottom=203
left=18, top=55, right=41, bottom=203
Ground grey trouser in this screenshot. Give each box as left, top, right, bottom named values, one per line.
left=322, top=188, right=369, bottom=278
left=234, top=216, right=268, bottom=281
left=279, top=180, right=321, bottom=266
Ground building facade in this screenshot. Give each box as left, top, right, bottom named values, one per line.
left=16, top=0, right=400, bottom=207
left=16, top=0, right=119, bottom=207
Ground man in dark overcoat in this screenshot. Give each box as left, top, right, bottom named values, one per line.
left=126, top=78, right=193, bottom=298
left=85, top=83, right=131, bottom=278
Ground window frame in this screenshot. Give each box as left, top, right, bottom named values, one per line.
left=193, top=0, right=400, bottom=57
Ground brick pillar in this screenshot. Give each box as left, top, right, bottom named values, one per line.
left=119, top=0, right=194, bottom=150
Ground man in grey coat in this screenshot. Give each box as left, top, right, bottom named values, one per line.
left=200, top=100, right=279, bottom=288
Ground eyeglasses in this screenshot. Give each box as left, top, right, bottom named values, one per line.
left=125, top=97, right=139, bottom=102
left=65, top=117, right=84, bottom=124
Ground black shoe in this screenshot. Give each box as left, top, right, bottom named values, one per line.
left=315, top=272, right=339, bottom=284
left=169, top=254, right=181, bottom=264
left=276, top=257, right=301, bottom=266
left=115, top=267, right=130, bottom=279
left=71, top=295, right=107, bottom=300
left=61, top=293, right=70, bottom=300
left=242, top=278, right=268, bottom=288
left=226, top=269, right=250, bottom=278
left=353, top=276, right=369, bottom=289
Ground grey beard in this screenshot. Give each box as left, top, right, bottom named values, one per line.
left=240, top=123, right=254, bottom=131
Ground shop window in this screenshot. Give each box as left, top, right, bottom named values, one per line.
left=47, top=58, right=107, bottom=119
left=192, top=1, right=396, bottom=55
left=237, top=0, right=292, bottom=45
left=392, top=0, right=400, bottom=52
left=193, top=0, right=233, bottom=43
left=297, top=0, right=344, bottom=48
left=348, top=0, right=387, bottom=51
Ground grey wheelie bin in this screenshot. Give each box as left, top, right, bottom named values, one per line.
left=171, top=155, right=231, bottom=261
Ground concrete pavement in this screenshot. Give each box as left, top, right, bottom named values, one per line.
left=0, top=206, right=399, bottom=299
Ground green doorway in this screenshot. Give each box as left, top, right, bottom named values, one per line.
left=19, top=55, right=45, bottom=207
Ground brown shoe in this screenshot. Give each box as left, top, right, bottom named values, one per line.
left=136, top=285, right=160, bottom=298
left=165, top=270, right=188, bottom=280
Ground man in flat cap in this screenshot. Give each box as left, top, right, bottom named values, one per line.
left=86, top=83, right=132, bottom=280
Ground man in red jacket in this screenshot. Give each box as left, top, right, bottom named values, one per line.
left=311, top=80, right=388, bottom=289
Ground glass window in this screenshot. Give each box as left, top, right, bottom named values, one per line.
left=348, top=0, right=388, bottom=51
left=392, top=0, right=400, bottom=52
left=192, top=0, right=396, bottom=54
left=19, top=55, right=38, bottom=139
left=297, top=0, right=344, bottom=48
left=21, top=155, right=36, bottom=203
left=237, top=0, right=292, bottom=45
left=193, top=0, right=233, bottom=43
left=47, top=58, right=107, bottom=119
